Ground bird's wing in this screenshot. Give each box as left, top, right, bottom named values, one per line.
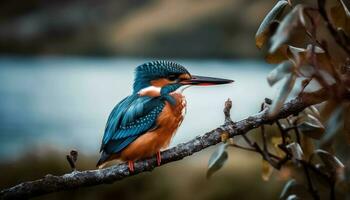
left=100, top=94, right=165, bottom=154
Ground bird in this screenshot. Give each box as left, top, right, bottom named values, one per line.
left=97, top=61, right=233, bottom=171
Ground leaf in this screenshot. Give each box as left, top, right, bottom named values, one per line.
left=256, top=20, right=281, bottom=49
left=228, top=138, right=235, bottom=145
left=265, top=45, right=289, bottom=64
left=300, top=136, right=314, bottom=160
left=279, top=179, right=311, bottom=200
left=288, top=46, right=309, bottom=67
left=298, top=114, right=325, bottom=139
left=313, top=150, right=344, bottom=169
left=268, top=74, right=296, bottom=117
left=271, top=136, right=285, bottom=157
left=312, top=149, right=345, bottom=180
left=339, top=0, right=350, bottom=17
left=321, top=106, right=344, bottom=145
left=207, top=143, right=228, bottom=179
left=306, top=114, right=323, bottom=126
left=286, top=195, right=298, bottom=200
left=330, top=4, right=350, bottom=35
left=318, top=70, right=337, bottom=85
left=266, top=44, right=324, bottom=65
left=262, top=159, right=274, bottom=181
left=267, top=60, right=294, bottom=86
left=310, top=46, right=338, bottom=78
left=279, top=45, right=324, bottom=68
left=305, top=44, right=325, bottom=54
left=286, top=142, right=304, bottom=162
left=269, top=5, right=305, bottom=53
left=256, top=0, right=289, bottom=49
left=304, top=105, right=320, bottom=119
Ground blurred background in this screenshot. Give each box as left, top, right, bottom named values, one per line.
left=0, top=0, right=288, bottom=199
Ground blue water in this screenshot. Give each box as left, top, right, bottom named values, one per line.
left=0, top=57, right=276, bottom=161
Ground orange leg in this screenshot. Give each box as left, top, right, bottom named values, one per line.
left=156, top=151, right=162, bottom=166
left=128, top=161, right=134, bottom=172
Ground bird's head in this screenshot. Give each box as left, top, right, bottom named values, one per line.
left=133, top=61, right=233, bottom=97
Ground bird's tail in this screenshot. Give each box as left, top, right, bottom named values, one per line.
left=96, top=152, right=110, bottom=169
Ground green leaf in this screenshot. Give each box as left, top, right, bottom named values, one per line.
left=207, top=143, right=228, bottom=179
left=267, top=60, right=294, bottom=86
left=298, top=114, right=325, bottom=139
left=268, top=74, right=296, bottom=117
left=269, top=5, right=305, bottom=53
left=255, top=0, right=289, bottom=49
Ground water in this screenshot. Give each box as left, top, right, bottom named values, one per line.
left=0, top=57, right=276, bottom=161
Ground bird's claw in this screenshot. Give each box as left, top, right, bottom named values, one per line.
left=156, top=151, right=162, bottom=166
left=128, top=161, right=135, bottom=173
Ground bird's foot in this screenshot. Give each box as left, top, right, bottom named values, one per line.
left=128, top=161, right=135, bottom=173
left=156, top=151, right=162, bottom=166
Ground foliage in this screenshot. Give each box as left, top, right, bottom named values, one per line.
left=208, top=0, right=350, bottom=199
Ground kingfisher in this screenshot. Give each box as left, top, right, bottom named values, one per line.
left=97, top=61, right=233, bottom=171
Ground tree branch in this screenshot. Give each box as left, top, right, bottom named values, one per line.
left=0, top=88, right=330, bottom=200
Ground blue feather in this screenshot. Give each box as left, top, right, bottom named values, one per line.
left=100, top=94, right=165, bottom=154
left=104, top=136, right=138, bottom=154
left=160, top=84, right=182, bottom=105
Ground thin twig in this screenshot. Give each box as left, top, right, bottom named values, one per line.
left=292, top=124, right=319, bottom=200
left=260, top=103, right=268, bottom=152
left=276, top=120, right=287, bottom=144
left=224, top=98, right=233, bottom=124
left=303, top=163, right=320, bottom=200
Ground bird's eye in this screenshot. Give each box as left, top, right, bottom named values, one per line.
left=168, top=75, right=177, bottom=81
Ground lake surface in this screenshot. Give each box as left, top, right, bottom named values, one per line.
left=0, top=57, right=276, bottom=161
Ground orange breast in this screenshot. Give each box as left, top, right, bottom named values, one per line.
left=119, top=93, right=186, bottom=161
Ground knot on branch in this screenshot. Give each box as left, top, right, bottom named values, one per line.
left=66, top=149, right=78, bottom=171
left=224, top=98, right=233, bottom=124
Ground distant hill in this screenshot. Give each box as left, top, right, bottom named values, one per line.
left=0, top=0, right=273, bottom=58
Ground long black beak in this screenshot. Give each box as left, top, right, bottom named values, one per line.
left=180, top=75, right=234, bottom=86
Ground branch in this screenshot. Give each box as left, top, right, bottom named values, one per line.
left=0, top=89, right=330, bottom=199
